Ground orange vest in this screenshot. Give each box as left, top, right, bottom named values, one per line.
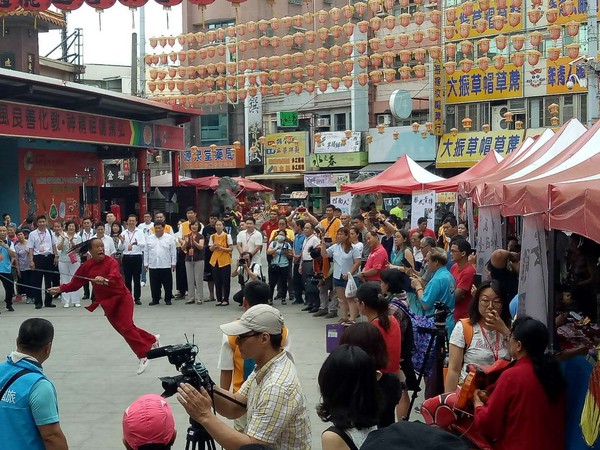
left=209, top=232, right=232, bottom=267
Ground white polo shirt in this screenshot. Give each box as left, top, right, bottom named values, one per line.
left=237, top=229, right=263, bottom=265
left=301, top=234, right=321, bottom=262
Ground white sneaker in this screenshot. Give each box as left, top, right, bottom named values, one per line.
left=151, top=334, right=161, bottom=350
left=63, top=303, right=70, bottom=308
left=141, top=281, right=146, bottom=287
left=137, top=358, right=148, bottom=375
left=74, top=304, right=81, bottom=308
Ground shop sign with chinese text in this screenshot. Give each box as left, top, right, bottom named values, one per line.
left=264, top=131, right=307, bottom=173
left=436, top=130, right=524, bottom=168
left=181, top=145, right=245, bottom=170
left=524, top=58, right=587, bottom=97
left=0, top=101, right=185, bottom=151
left=433, top=60, right=445, bottom=136
left=446, top=64, right=523, bottom=104
left=310, top=152, right=368, bottom=168
left=304, top=173, right=350, bottom=188
left=314, top=131, right=361, bottom=153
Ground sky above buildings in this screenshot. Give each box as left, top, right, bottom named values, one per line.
left=39, top=4, right=183, bottom=66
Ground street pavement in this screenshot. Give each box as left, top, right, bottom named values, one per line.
left=0, top=282, right=333, bottom=450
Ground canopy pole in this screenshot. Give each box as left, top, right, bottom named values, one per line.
left=547, top=229, right=557, bottom=352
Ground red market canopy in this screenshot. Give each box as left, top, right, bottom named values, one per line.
left=466, top=128, right=556, bottom=206
left=499, top=119, right=600, bottom=217
left=180, top=175, right=273, bottom=192
left=424, top=150, right=503, bottom=193
left=340, top=154, right=444, bottom=194
left=549, top=174, right=600, bottom=244
left=478, top=119, right=587, bottom=208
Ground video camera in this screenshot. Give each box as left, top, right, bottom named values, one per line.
left=430, top=301, right=451, bottom=326
left=146, top=343, right=213, bottom=398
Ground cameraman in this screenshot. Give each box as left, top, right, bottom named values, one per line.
left=232, top=251, right=264, bottom=305
left=177, top=305, right=311, bottom=450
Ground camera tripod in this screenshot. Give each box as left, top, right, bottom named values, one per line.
left=406, top=317, right=449, bottom=421
left=185, top=418, right=216, bottom=450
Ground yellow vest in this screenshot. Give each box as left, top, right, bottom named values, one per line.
left=209, top=232, right=232, bottom=267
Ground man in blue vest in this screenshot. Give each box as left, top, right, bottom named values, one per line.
left=0, top=318, right=68, bottom=450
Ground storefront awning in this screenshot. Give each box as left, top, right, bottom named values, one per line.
left=0, top=68, right=199, bottom=123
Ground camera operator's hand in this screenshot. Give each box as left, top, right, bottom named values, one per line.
left=177, top=383, right=213, bottom=424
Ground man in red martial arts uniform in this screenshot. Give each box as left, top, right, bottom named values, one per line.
left=48, top=238, right=159, bottom=375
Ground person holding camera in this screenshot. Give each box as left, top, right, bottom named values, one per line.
left=299, top=223, right=322, bottom=313
left=232, top=252, right=265, bottom=306
left=410, top=247, right=456, bottom=335
left=266, top=230, right=292, bottom=306
left=177, top=305, right=311, bottom=450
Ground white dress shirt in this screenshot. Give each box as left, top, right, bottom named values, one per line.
left=95, top=234, right=116, bottom=256
left=144, top=233, right=177, bottom=269
left=119, top=228, right=146, bottom=255
left=301, top=234, right=321, bottom=261
left=26, top=228, right=55, bottom=256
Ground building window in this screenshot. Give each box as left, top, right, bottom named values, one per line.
left=334, top=113, right=347, bottom=131
left=200, top=114, right=228, bottom=146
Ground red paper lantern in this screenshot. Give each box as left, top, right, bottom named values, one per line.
left=84, top=0, right=116, bottom=11
left=0, top=0, right=19, bottom=13
left=20, top=0, right=52, bottom=10
left=51, top=0, right=84, bottom=11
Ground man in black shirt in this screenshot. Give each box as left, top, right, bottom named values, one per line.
left=201, top=214, right=218, bottom=302
left=488, top=248, right=520, bottom=301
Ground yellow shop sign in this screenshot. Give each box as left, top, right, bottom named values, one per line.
left=446, top=64, right=523, bottom=104
left=436, top=130, right=525, bottom=168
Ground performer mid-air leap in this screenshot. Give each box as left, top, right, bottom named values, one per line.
left=49, top=238, right=159, bottom=375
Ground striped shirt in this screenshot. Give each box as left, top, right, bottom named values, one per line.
left=238, top=351, right=311, bottom=449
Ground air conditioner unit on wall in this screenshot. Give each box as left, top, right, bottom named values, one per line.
left=316, top=117, right=331, bottom=127
left=377, top=114, right=392, bottom=126
left=491, top=104, right=509, bottom=131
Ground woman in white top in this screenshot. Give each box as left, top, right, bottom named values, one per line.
left=321, top=228, right=361, bottom=323
left=349, top=226, right=363, bottom=256
left=318, top=345, right=380, bottom=450
left=55, top=221, right=82, bottom=307
left=445, top=279, right=511, bottom=392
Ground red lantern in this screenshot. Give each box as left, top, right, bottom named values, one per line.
left=22, top=0, right=53, bottom=11
left=52, top=0, right=85, bottom=11
left=0, top=0, right=18, bottom=13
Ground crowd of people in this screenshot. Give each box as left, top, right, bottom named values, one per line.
left=0, top=202, right=594, bottom=450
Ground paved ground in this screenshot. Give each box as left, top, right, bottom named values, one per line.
left=0, top=281, right=335, bottom=450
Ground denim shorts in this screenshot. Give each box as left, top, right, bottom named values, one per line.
left=333, top=277, right=347, bottom=288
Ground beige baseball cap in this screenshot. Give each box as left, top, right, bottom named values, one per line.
left=220, top=304, right=284, bottom=336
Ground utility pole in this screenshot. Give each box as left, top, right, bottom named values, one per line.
left=131, top=32, right=138, bottom=96
left=139, top=6, right=146, bottom=97
left=587, top=0, right=598, bottom=126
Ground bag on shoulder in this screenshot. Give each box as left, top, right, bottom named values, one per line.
left=395, top=301, right=436, bottom=376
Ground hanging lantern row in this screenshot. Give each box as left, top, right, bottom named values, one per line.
left=148, top=10, right=448, bottom=53
left=145, top=30, right=449, bottom=70
left=442, top=42, right=580, bottom=74
left=146, top=67, right=432, bottom=101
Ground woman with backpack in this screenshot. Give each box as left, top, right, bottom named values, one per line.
left=445, top=279, right=512, bottom=392
left=380, top=269, right=417, bottom=421
left=356, top=282, right=402, bottom=427
left=208, top=220, right=234, bottom=306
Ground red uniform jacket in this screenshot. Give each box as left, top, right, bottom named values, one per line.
left=473, top=356, right=566, bottom=450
